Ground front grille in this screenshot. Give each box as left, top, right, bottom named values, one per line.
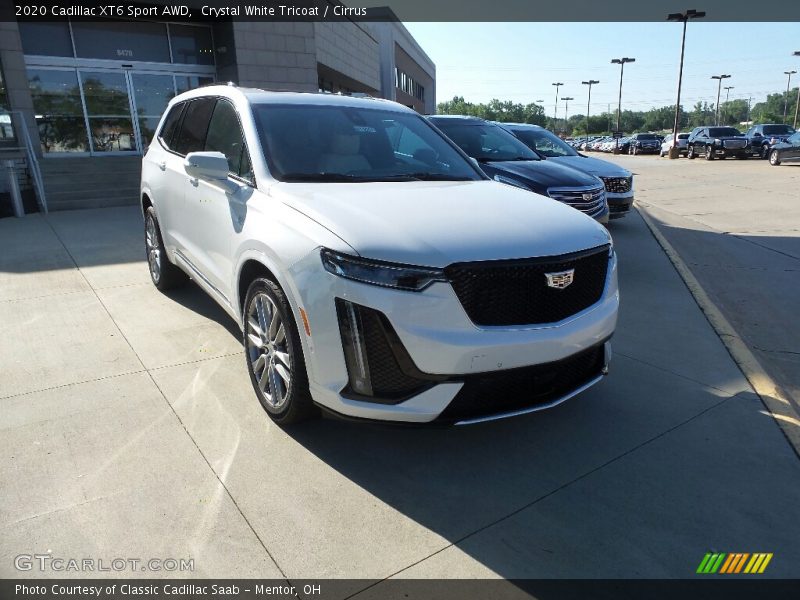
left=547, top=186, right=606, bottom=216
left=600, top=176, right=632, bottom=194
left=435, top=343, right=606, bottom=423
left=444, top=245, right=610, bottom=326
left=723, top=139, right=747, bottom=149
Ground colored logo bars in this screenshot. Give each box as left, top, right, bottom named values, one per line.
left=696, top=552, right=773, bottom=574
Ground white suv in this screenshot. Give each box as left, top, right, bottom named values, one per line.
left=140, top=85, right=618, bottom=425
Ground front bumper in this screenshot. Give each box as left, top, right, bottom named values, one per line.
left=288, top=248, right=619, bottom=424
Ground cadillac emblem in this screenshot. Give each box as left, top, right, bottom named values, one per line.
left=545, top=269, right=575, bottom=289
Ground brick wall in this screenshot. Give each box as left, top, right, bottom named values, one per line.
left=314, top=22, right=380, bottom=92
left=231, top=22, right=318, bottom=91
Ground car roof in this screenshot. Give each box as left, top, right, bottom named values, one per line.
left=171, top=84, right=414, bottom=114
left=498, top=122, right=545, bottom=130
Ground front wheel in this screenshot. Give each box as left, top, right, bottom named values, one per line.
left=144, top=207, right=187, bottom=291
left=687, top=145, right=695, bottom=159
left=769, top=149, right=781, bottom=166
left=243, top=277, right=316, bottom=425
left=704, top=145, right=715, bottom=161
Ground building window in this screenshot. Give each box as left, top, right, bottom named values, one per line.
left=19, top=19, right=214, bottom=67
left=0, top=62, right=15, bottom=145
left=27, top=68, right=89, bottom=153
left=394, top=67, right=425, bottom=101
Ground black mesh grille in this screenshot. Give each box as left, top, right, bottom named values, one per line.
left=436, top=343, right=605, bottom=423
left=445, top=246, right=610, bottom=326
left=600, top=176, right=632, bottom=194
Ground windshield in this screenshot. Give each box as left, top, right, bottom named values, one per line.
left=429, top=120, right=539, bottom=162
left=252, top=104, right=481, bottom=182
left=508, top=127, right=578, bottom=157
left=708, top=127, right=742, bottom=137
left=763, top=125, right=795, bottom=136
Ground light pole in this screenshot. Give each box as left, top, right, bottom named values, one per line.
left=783, top=70, right=797, bottom=125
left=611, top=57, right=635, bottom=153
left=562, top=97, right=574, bottom=136
left=723, top=85, right=734, bottom=125
left=667, top=9, right=706, bottom=159
left=794, top=52, right=800, bottom=128
left=582, top=79, right=599, bottom=144
left=711, top=74, right=731, bottom=125
left=552, top=83, right=563, bottom=130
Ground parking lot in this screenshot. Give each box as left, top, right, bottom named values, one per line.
left=1, top=158, right=800, bottom=585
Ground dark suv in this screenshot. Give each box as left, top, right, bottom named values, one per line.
left=745, top=124, right=796, bottom=159
left=628, top=133, right=661, bottom=155
left=428, top=116, right=609, bottom=223
left=687, top=126, right=749, bottom=160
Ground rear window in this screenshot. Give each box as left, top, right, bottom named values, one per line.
left=173, top=97, right=216, bottom=155
left=677, top=133, right=689, bottom=139
left=636, top=134, right=658, bottom=140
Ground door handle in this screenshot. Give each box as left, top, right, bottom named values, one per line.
left=157, top=161, right=166, bottom=171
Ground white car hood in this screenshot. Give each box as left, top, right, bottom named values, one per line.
left=273, top=180, right=610, bottom=267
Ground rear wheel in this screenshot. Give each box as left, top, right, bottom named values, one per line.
left=704, top=145, right=714, bottom=160
left=687, top=145, right=695, bottom=159
left=769, top=149, right=781, bottom=166
left=760, top=144, right=771, bottom=159
left=243, top=277, right=316, bottom=425
left=144, top=207, right=187, bottom=291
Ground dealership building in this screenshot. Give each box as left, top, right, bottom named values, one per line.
left=0, top=6, right=436, bottom=212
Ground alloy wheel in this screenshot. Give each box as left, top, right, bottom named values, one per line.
left=145, top=215, right=161, bottom=283
left=246, top=293, right=292, bottom=410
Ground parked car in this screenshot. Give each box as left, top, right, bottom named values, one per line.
left=767, top=130, right=800, bottom=166
left=660, top=133, right=689, bottom=157
left=687, top=126, right=749, bottom=160
left=745, top=124, right=796, bottom=159
left=628, top=133, right=661, bottom=155
left=141, top=88, right=617, bottom=425
left=428, top=116, right=609, bottom=223
left=498, top=122, right=635, bottom=219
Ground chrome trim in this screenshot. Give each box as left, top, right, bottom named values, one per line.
left=453, top=373, right=605, bottom=426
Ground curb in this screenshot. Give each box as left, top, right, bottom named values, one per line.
left=636, top=205, right=800, bottom=458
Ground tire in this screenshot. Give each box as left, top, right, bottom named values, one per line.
left=704, top=145, right=714, bottom=161
left=243, top=277, right=316, bottom=425
left=769, top=149, right=781, bottom=166
left=687, top=145, right=695, bottom=159
left=632, top=145, right=638, bottom=156
left=760, top=144, right=770, bottom=160
left=144, top=206, right=187, bottom=291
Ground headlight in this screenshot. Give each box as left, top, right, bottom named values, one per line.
left=714, top=139, right=721, bottom=145
left=493, top=174, right=531, bottom=191
left=321, top=249, right=445, bottom=292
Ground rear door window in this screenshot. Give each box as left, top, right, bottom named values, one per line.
left=173, top=97, right=216, bottom=156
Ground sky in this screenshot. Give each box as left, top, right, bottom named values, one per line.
left=403, top=22, right=800, bottom=116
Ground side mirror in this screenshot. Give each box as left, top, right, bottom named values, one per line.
left=185, top=151, right=230, bottom=181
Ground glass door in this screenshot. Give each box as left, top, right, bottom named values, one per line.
left=129, top=73, right=177, bottom=152
left=79, top=70, right=137, bottom=153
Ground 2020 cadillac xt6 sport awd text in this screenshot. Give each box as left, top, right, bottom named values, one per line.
left=140, top=86, right=619, bottom=425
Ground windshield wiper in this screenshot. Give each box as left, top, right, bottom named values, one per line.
left=477, top=156, right=536, bottom=163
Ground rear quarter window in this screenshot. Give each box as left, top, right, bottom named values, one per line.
left=158, top=102, right=185, bottom=150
